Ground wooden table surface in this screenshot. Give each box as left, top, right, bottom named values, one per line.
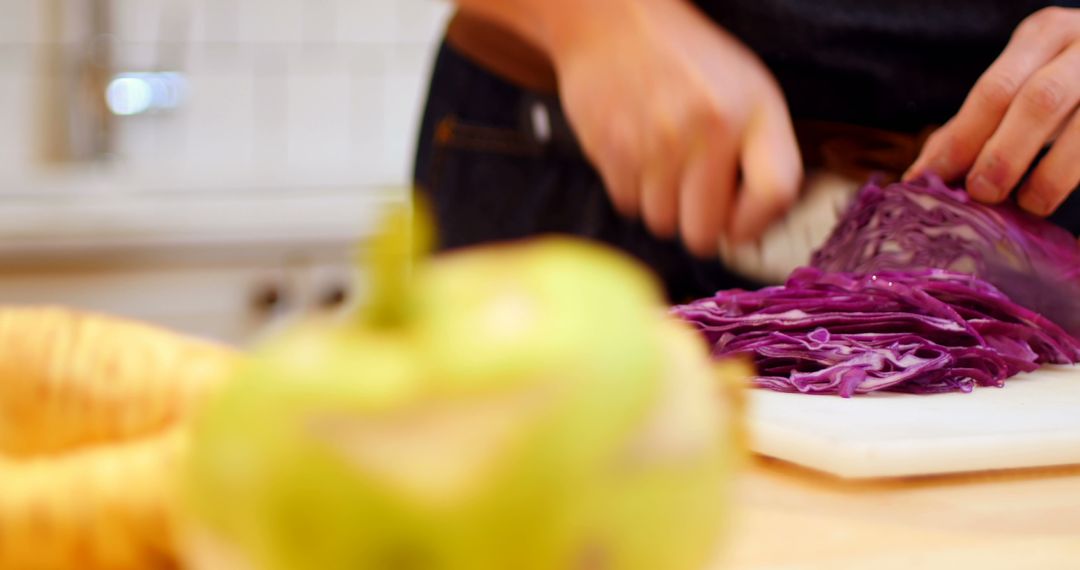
left=717, top=457, right=1080, bottom=570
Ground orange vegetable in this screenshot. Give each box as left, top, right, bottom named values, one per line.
left=0, top=306, right=236, bottom=457
left=0, top=427, right=186, bottom=570
left=0, top=306, right=238, bottom=569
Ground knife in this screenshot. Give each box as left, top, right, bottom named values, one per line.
left=980, top=243, right=1080, bottom=337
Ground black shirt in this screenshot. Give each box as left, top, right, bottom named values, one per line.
left=697, top=1, right=1079, bottom=132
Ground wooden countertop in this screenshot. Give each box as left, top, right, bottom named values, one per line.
left=718, top=457, right=1080, bottom=569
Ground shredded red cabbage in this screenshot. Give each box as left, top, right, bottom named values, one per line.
left=675, top=176, right=1080, bottom=396
left=676, top=267, right=1080, bottom=396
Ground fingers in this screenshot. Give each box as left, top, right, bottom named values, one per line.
left=589, top=120, right=642, bottom=220
left=640, top=120, right=684, bottom=239
left=644, top=92, right=800, bottom=254
left=640, top=165, right=681, bottom=240
left=966, top=43, right=1080, bottom=203
left=728, top=100, right=802, bottom=244
left=906, top=8, right=1077, bottom=182
left=679, top=120, right=739, bottom=257
left=1018, top=110, right=1080, bottom=215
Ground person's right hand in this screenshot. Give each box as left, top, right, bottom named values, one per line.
left=546, top=0, right=802, bottom=256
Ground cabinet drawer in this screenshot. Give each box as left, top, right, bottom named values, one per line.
left=0, top=261, right=362, bottom=345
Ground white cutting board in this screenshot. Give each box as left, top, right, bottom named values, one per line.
left=747, top=365, right=1080, bottom=479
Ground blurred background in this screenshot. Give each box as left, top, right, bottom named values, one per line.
left=0, top=0, right=451, bottom=344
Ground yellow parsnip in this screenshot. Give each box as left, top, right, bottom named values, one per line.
left=0, top=305, right=240, bottom=569
left=0, top=427, right=186, bottom=570
left=0, top=306, right=237, bottom=457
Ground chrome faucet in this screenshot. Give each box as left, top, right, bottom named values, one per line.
left=41, top=0, right=113, bottom=162
left=41, top=0, right=190, bottom=164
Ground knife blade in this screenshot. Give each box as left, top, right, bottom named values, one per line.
left=980, top=244, right=1080, bottom=337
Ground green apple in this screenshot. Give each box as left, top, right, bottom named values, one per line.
left=182, top=207, right=744, bottom=570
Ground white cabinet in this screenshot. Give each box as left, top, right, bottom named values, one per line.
left=0, top=173, right=398, bottom=346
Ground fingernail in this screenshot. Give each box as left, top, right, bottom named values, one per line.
left=968, top=174, right=1001, bottom=203
left=1019, top=187, right=1050, bottom=216
left=926, top=157, right=952, bottom=178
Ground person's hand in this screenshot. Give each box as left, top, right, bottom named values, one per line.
left=907, top=7, right=1080, bottom=216
left=546, top=0, right=802, bottom=256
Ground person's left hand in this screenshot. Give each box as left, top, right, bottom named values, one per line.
left=906, top=7, right=1080, bottom=215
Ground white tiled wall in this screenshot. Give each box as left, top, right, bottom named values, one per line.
left=0, top=0, right=452, bottom=187
left=0, top=45, right=36, bottom=172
